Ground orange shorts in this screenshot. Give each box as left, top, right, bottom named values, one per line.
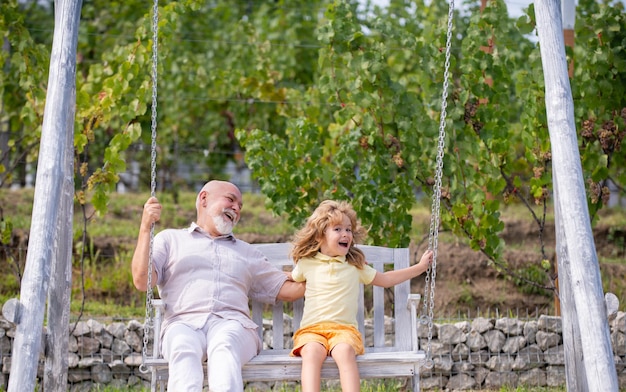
left=290, top=322, right=364, bottom=357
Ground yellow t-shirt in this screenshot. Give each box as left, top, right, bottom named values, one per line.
left=292, top=252, right=377, bottom=328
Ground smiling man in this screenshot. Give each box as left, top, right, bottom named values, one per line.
left=131, top=180, right=305, bottom=392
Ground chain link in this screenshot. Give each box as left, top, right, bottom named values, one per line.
left=141, top=0, right=159, bottom=371
left=422, top=0, right=454, bottom=368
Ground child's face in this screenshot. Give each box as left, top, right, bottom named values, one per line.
left=319, top=213, right=353, bottom=258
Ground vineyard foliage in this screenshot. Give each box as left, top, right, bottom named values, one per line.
left=1, top=0, right=625, bottom=292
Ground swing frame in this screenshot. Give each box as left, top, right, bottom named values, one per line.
left=140, top=0, right=455, bottom=388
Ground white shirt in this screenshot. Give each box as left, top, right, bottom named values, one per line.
left=152, top=223, right=288, bottom=337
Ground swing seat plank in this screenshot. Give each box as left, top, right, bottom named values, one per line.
left=145, top=243, right=427, bottom=392
left=242, top=351, right=426, bottom=380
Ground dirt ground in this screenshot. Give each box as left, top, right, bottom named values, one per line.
left=409, top=240, right=556, bottom=318
left=398, top=219, right=626, bottom=318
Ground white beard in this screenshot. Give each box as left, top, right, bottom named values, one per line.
left=212, top=211, right=235, bottom=235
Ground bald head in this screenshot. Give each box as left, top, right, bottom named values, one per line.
left=196, top=181, right=241, bottom=208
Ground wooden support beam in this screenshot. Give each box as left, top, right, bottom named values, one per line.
left=7, top=1, right=82, bottom=391
left=535, top=0, right=618, bottom=390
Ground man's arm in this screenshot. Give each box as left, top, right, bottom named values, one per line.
left=131, top=196, right=161, bottom=291
left=276, top=280, right=305, bottom=302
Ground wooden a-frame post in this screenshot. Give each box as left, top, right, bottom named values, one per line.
left=534, top=0, right=618, bottom=390
left=5, top=0, right=82, bottom=391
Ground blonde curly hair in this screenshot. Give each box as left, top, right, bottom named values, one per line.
left=290, top=200, right=367, bottom=269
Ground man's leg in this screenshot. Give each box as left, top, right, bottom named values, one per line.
left=162, top=323, right=207, bottom=392
left=205, top=318, right=259, bottom=392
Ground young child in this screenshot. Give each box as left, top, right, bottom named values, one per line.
left=289, top=200, right=434, bottom=392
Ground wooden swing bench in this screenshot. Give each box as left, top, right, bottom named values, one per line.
left=142, top=243, right=428, bottom=392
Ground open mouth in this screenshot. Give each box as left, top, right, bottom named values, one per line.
left=339, top=241, right=349, bottom=248
left=224, top=210, right=236, bottom=222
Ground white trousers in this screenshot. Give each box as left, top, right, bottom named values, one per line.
left=162, top=316, right=259, bottom=391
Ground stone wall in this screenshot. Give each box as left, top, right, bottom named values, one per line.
left=415, top=312, right=626, bottom=390
left=0, top=317, right=151, bottom=391
left=1, top=312, right=625, bottom=391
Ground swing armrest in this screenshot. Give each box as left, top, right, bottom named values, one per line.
left=151, top=299, right=165, bottom=360
left=407, top=293, right=421, bottom=352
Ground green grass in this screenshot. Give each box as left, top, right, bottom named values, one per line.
left=597, top=205, right=626, bottom=227
left=34, top=381, right=571, bottom=392
left=0, top=382, right=575, bottom=392
left=83, top=191, right=294, bottom=239
left=0, top=189, right=293, bottom=238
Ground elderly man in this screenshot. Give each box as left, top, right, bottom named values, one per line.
left=132, top=180, right=304, bottom=391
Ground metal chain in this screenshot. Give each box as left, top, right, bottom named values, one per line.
left=140, top=0, right=159, bottom=372
left=422, top=0, right=454, bottom=369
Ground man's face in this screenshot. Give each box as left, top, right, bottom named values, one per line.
left=201, top=182, right=243, bottom=236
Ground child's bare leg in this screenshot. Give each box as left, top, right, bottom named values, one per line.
left=330, top=343, right=360, bottom=392
left=300, top=342, right=327, bottom=392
